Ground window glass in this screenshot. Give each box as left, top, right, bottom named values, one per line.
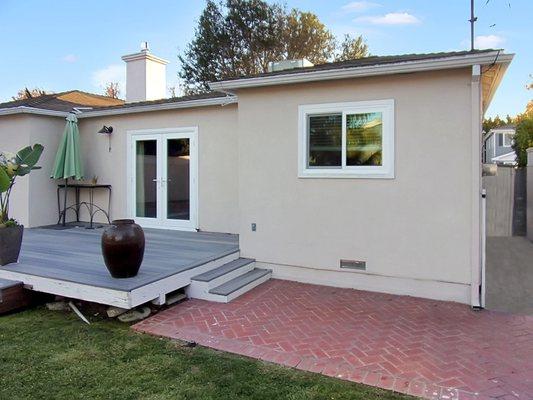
left=135, top=140, right=157, bottom=218
left=167, top=138, right=190, bottom=220
left=346, top=112, right=383, bottom=166
left=308, top=114, right=342, bottom=167
left=503, top=134, right=513, bottom=147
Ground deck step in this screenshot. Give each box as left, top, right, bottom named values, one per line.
left=191, top=258, right=255, bottom=282
left=0, top=278, right=31, bottom=314
left=207, top=268, right=271, bottom=302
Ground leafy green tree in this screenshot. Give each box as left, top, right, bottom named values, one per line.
left=512, top=77, right=533, bottom=167
left=178, top=1, right=229, bottom=93
left=512, top=117, right=533, bottom=167
left=179, top=1, right=369, bottom=93
left=482, top=114, right=513, bottom=133
left=335, top=34, right=369, bottom=62
left=283, top=10, right=335, bottom=64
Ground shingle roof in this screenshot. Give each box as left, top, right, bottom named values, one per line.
left=85, top=91, right=229, bottom=112
left=0, top=90, right=124, bottom=112
left=215, top=49, right=500, bottom=82
left=490, top=124, right=516, bottom=130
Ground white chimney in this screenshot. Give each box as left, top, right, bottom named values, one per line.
left=121, top=42, right=169, bottom=103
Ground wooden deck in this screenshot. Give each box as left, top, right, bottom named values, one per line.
left=0, top=226, right=239, bottom=309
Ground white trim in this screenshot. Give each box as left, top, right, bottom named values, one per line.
left=121, top=51, right=169, bottom=65
left=470, top=65, right=482, bottom=308
left=0, top=269, right=131, bottom=308
left=210, top=52, right=514, bottom=91
left=189, top=271, right=272, bottom=303
left=298, top=99, right=394, bottom=179
left=77, top=96, right=237, bottom=118
left=0, top=106, right=69, bottom=117
left=0, top=251, right=240, bottom=309
left=481, top=189, right=487, bottom=308
left=491, top=150, right=516, bottom=163
left=128, top=252, right=240, bottom=307
left=501, top=132, right=514, bottom=147
left=0, top=97, right=237, bottom=118
left=258, top=262, right=470, bottom=304
left=126, top=127, right=199, bottom=231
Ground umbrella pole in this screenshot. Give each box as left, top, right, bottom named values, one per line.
left=62, top=177, right=68, bottom=226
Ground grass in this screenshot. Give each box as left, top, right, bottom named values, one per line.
left=0, top=308, right=413, bottom=400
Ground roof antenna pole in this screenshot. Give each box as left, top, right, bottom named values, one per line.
left=469, top=0, right=477, bottom=51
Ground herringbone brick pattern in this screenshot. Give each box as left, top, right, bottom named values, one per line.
left=134, top=280, right=533, bottom=400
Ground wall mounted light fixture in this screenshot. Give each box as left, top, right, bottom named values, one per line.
left=97, top=125, right=113, bottom=152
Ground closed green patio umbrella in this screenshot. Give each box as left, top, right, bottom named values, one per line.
left=51, top=113, right=84, bottom=226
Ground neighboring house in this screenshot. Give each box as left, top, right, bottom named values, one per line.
left=483, top=125, right=516, bottom=165
left=0, top=47, right=513, bottom=308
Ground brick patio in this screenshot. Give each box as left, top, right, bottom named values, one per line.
left=133, top=279, right=533, bottom=400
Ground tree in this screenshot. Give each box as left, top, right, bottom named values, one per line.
left=179, top=1, right=369, bottom=93
left=179, top=0, right=232, bottom=93
left=283, top=10, right=335, bottom=65
left=483, top=114, right=513, bottom=132
left=103, top=82, right=120, bottom=99
left=335, top=34, right=369, bottom=62
left=512, top=117, right=533, bottom=167
left=512, top=76, right=533, bottom=167
left=12, top=87, right=47, bottom=100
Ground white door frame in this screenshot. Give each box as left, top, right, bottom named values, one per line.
left=126, top=127, right=199, bottom=231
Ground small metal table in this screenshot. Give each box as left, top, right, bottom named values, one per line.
left=57, top=183, right=112, bottom=229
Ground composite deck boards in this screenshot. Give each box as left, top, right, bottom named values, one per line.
left=0, top=227, right=239, bottom=291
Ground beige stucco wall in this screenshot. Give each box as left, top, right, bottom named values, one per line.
left=27, top=115, right=69, bottom=227
left=0, top=114, right=64, bottom=227
left=78, top=104, right=239, bottom=234
left=0, top=68, right=481, bottom=303
left=0, top=115, right=31, bottom=226
left=234, top=69, right=474, bottom=301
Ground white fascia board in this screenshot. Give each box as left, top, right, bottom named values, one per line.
left=77, top=96, right=238, bottom=118
left=209, top=52, right=514, bottom=91
left=491, top=151, right=516, bottom=162
left=0, top=97, right=238, bottom=119
left=0, top=106, right=69, bottom=118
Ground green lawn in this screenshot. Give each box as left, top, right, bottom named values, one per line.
left=0, top=308, right=412, bottom=400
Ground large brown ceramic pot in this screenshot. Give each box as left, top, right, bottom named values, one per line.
left=101, top=219, right=145, bottom=278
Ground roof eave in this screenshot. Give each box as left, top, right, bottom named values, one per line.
left=0, top=106, right=69, bottom=118
left=77, top=95, right=238, bottom=118
left=209, top=51, right=515, bottom=91
left=0, top=96, right=238, bottom=119
left=482, top=58, right=513, bottom=113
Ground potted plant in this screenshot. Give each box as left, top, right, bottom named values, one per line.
left=0, top=144, right=44, bottom=265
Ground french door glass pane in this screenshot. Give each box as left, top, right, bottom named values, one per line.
left=308, top=114, right=342, bottom=167
left=135, top=140, right=157, bottom=218
left=167, top=138, right=190, bottom=220
left=346, top=112, right=383, bottom=166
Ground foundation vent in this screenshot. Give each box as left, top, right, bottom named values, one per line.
left=340, top=259, right=366, bottom=271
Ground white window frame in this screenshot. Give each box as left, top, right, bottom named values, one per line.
left=502, top=132, right=514, bottom=147
left=298, top=99, right=395, bottom=179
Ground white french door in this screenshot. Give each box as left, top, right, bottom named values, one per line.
left=128, top=128, right=198, bottom=231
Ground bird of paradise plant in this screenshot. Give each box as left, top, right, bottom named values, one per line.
left=0, top=144, right=43, bottom=227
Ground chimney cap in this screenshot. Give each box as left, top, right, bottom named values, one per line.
left=121, top=47, right=169, bottom=65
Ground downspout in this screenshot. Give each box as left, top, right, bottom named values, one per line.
left=470, top=64, right=483, bottom=309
